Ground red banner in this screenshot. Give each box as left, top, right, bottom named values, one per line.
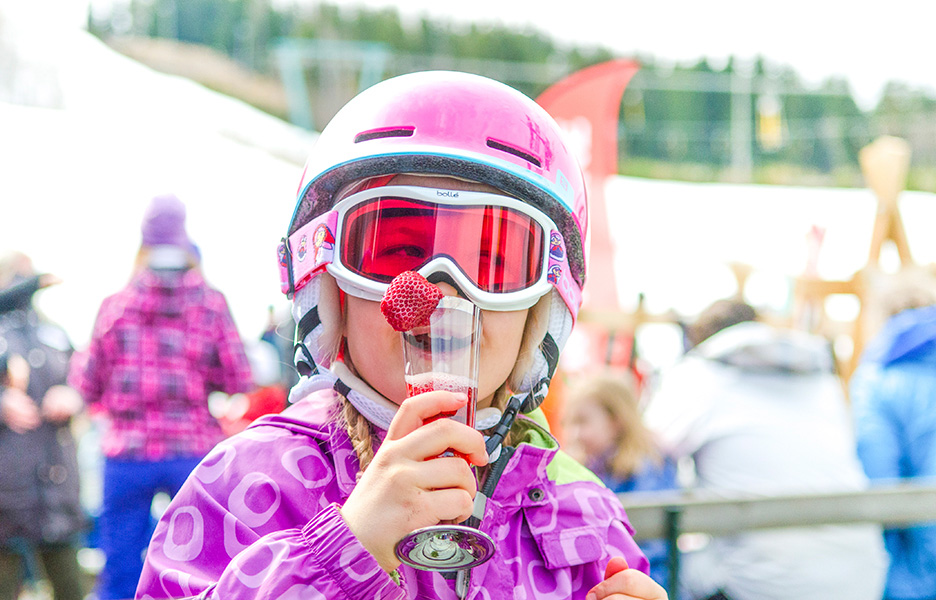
left=537, top=59, right=640, bottom=312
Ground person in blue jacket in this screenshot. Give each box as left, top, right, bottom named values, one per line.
left=851, top=296, right=936, bottom=600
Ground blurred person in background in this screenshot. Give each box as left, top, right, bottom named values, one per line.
left=259, top=304, right=299, bottom=394
left=0, top=269, right=61, bottom=313
left=850, top=275, right=936, bottom=600
left=563, top=372, right=679, bottom=589
left=0, top=252, right=86, bottom=600
left=68, top=194, right=252, bottom=600
left=216, top=338, right=288, bottom=437
left=644, top=299, right=887, bottom=600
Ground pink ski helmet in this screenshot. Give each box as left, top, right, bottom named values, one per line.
left=281, top=70, right=588, bottom=413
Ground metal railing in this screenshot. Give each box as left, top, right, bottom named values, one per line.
left=617, top=479, right=936, bottom=597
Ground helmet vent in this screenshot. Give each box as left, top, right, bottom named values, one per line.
left=486, top=138, right=542, bottom=168
left=354, top=127, right=415, bottom=143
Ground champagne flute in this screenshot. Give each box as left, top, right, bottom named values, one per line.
left=394, top=296, right=496, bottom=571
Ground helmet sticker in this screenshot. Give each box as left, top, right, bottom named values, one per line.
left=277, top=243, right=288, bottom=268
left=547, top=264, right=563, bottom=285
left=549, top=231, right=565, bottom=260
left=312, top=223, right=335, bottom=267
left=546, top=230, right=581, bottom=321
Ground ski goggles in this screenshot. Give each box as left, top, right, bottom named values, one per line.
left=279, top=185, right=577, bottom=312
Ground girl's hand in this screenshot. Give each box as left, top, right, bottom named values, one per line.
left=587, top=557, right=668, bottom=600
left=340, top=390, right=489, bottom=572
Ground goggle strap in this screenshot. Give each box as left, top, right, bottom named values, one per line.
left=279, top=211, right=339, bottom=295
left=278, top=236, right=296, bottom=298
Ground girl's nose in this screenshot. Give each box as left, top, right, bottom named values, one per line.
left=426, top=272, right=469, bottom=300
left=435, top=282, right=460, bottom=297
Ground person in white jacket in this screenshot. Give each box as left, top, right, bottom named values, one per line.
left=644, top=299, right=887, bottom=600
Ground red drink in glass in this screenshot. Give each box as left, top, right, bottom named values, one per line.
left=405, top=371, right=477, bottom=460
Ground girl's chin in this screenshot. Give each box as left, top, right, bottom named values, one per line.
left=477, top=393, right=495, bottom=410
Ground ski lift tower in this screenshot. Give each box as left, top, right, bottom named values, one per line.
left=273, top=38, right=390, bottom=131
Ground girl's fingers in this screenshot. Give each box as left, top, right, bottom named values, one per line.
left=386, top=391, right=469, bottom=440
left=392, top=416, right=488, bottom=466
left=411, top=454, right=478, bottom=492
left=384, top=392, right=488, bottom=467
left=587, top=566, right=668, bottom=600
left=605, top=556, right=629, bottom=579
left=423, top=487, right=476, bottom=523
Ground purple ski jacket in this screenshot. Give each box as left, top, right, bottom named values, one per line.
left=136, top=387, right=648, bottom=599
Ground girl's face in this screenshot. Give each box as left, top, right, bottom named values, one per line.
left=563, top=400, right=619, bottom=463
left=341, top=174, right=530, bottom=409
left=343, top=293, right=527, bottom=409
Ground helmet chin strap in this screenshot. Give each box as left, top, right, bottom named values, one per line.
left=484, top=395, right=522, bottom=457
left=482, top=385, right=546, bottom=457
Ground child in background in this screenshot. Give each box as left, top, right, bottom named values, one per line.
left=563, top=373, right=679, bottom=589
left=136, top=71, right=666, bottom=599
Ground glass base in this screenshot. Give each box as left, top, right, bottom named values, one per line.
left=395, top=524, right=496, bottom=571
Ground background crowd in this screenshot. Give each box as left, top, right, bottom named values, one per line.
left=3, top=192, right=936, bottom=600
left=0, top=195, right=291, bottom=600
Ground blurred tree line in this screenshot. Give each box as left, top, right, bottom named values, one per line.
left=88, top=0, right=936, bottom=191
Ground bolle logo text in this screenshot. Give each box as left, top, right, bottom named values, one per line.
left=436, top=190, right=459, bottom=198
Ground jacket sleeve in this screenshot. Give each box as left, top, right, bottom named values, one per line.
left=136, top=434, right=406, bottom=600
left=850, top=363, right=936, bottom=584
left=850, top=366, right=903, bottom=481
left=0, top=275, right=41, bottom=313
left=205, top=292, right=253, bottom=395
left=67, top=298, right=117, bottom=405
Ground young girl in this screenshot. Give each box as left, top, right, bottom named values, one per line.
left=563, top=373, right=680, bottom=589
left=135, top=71, right=666, bottom=600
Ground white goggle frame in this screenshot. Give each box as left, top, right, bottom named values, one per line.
left=279, top=185, right=575, bottom=313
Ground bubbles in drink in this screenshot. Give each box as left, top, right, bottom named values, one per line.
left=405, top=371, right=477, bottom=428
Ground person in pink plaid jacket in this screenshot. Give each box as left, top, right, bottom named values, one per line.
left=70, top=194, right=252, bottom=600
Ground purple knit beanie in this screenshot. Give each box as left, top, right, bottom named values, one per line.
left=141, top=194, right=193, bottom=249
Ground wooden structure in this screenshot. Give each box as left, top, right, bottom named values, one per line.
left=792, top=135, right=922, bottom=379
left=577, top=135, right=932, bottom=382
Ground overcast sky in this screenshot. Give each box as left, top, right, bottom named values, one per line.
left=347, top=0, right=936, bottom=110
